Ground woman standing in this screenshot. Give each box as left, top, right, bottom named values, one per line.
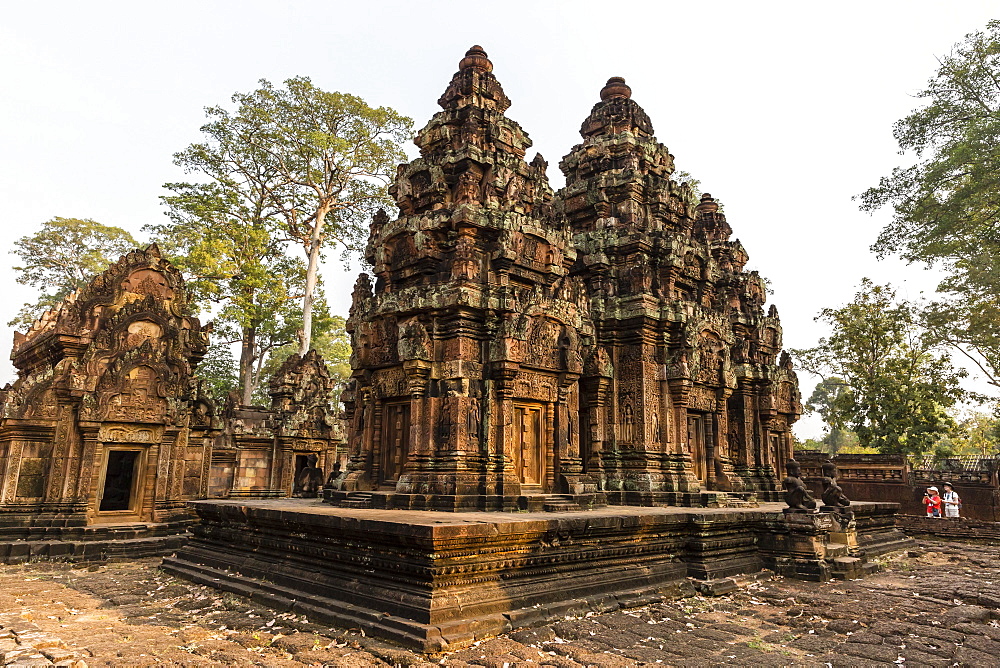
left=942, top=482, right=962, bottom=518
left=923, top=486, right=942, bottom=517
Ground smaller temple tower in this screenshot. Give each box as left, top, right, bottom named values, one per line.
left=209, top=350, right=343, bottom=498
left=0, top=245, right=218, bottom=539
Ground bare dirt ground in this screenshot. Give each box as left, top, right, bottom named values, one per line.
left=2, top=539, right=1000, bottom=667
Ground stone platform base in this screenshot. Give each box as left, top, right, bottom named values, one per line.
left=326, top=490, right=607, bottom=512
left=602, top=490, right=761, bottom=508
left=0, top=520, right=193, bottom=564
left=162, top=499, right=911, bottom=652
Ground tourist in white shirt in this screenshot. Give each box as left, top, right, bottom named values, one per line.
left=941, top=482, right=962, bottom=518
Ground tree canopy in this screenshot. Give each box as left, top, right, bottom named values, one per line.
left=803, top=376, right=859, bottom=456
left=150, top=177, right=308, bottom=405
left=860, top=20, right=1000, bottom=390
left=9, top=217, right=138, bottom=328
left=793, top=279, right=968, bottom=457
left=184, top=77, right=412, bottom=354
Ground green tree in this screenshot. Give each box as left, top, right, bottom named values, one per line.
left=803, top=376, right=858, bottom=456
left=860, top=20, right=1000, bottom=388
left=793, top=279, right=968, bottom=457
left=196, top=342, right=239, bottom=407
left=931, top=408, right=1000, bottom=459
left=9, top=217, right=138, bottom=328
left=188, top=77, right=411, bottom=355
left=150, top=167, right=309, bottom=405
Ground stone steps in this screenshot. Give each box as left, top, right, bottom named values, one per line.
left=340, top=492, right=375, bottom=509
left=825, top=543, right=880, bottom=580
left=825, top=542, right=850, bottom=559
left=541, top=495, right=582, bottom=512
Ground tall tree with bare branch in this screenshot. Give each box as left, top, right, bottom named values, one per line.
left=190, top=77, right=412, bottom=354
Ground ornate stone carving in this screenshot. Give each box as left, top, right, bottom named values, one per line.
left=332, top=48, right=800, bottom=508
left=0, top=244, right=220, bottom=528
left=820, top=461, right=851, bottom=509
left=782, top=459, right=817, bottom=511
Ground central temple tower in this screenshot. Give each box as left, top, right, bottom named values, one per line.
left=333, top=47, right=596, bottom=509
left=331, top=48, right=801, bottom=510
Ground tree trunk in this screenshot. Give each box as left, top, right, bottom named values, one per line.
left=239, top=324, right=257, bottom=406
left=299, top=208, right=328, bottom=355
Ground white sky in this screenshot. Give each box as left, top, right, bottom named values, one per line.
left=1, top=0, right=996, bottom=439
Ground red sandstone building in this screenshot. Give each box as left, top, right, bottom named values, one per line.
left=329, top=47, right=801, bottom=510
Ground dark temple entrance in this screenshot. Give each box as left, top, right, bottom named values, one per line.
left=99, top=449, right=141, bottom=512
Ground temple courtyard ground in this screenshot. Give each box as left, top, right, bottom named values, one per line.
left=1, top=539, right=999, bottom=667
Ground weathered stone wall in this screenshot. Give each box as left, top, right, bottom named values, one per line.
left=896, top=515, right=1000, bottom=542
left=799, top=452, right=1000, bottom=522
left=209, top=351, right=344, bottom=499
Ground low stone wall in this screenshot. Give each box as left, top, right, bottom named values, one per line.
left=798, top=452, right=1000, bottom=522
left=897, top=515, right=1000, bottom=543
left=0, top=520, right=193, bottom=564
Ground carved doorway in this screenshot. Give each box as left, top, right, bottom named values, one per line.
left=513, top=402, right=546, bottom=491
left=769, top=433, right=782, bottom=471
left=687, top=414, right=707, bottom=484
left=379, top=401, right=411, bottom=487
left=95, top=447, right=146, bottom=522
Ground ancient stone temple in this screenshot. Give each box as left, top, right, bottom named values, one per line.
left=330, top=48, right=800, bottom=510
left=0, top=245, right=219, bottom=561
left=209, top=350, right=343, bottom=498
left=331, top=45, right=594, bottom=510
left=165, top=48, right=910, bottom=652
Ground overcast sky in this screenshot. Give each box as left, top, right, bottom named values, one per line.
left=2, top=1, right=996, bottom=438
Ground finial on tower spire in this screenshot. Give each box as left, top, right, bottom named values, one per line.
left=459, top=45, right=493, bottom=72
left=697, top=193, right=719, bottom=214
left=600, top=77, right=632, bottom=101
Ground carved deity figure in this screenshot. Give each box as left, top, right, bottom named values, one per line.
left=325, top=461, right=343, bottom=488
left=820, top=461, right=851, bottom=508
left=454, top=169, right=482, bottom=204
left=782, top=459, right=817, bottom=511
left=452, top=231, right=479, bottom=280
left=295, top=453, right=324, bottom=498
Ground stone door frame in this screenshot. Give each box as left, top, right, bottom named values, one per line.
left=92, top=444, right=148, bottom=523
left=377, top=400, right=411, bottom=488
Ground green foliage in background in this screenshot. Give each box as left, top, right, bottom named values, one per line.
left=793, top=279, right=968, bottom=457
left=9, top=217, right=138, bottom=328
left=861, top=20, right=1000, bottom=390
left=185, top=76, right=411, bottom=354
